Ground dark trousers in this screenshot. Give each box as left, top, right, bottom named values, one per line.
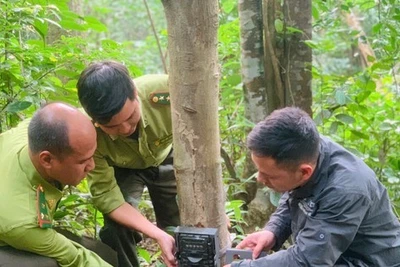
left=0, top=228, right=118, bottom=267
left=100, top=152, right=180, bottom=267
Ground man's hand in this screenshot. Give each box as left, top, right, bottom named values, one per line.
left=223, top=265, right=231, bottom=267
left=236, top=230, right=276, bottom=259
left=155, top=231, right=177, bottom=267
left=108, top=203, right=177, bottom=266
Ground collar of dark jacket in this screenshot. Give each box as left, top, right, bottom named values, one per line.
left=291, top=137, right=330, bottom=199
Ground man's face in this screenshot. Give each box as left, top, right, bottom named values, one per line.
left=48, top=130, right=97, bottom=186
left=251, top=153, right=312, bottom=193
left=99, top=98, right=141, bottom=137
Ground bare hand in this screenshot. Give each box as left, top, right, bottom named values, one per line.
left=223, top=265, right=231, bottom=267
left=236, top=230, right=276, bottom=259
left=156, top=231, right=177, bottom=267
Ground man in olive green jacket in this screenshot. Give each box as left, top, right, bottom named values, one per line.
left=77, top=61, right=178, bottom=267
left=0, top=103, right=115, bottom=266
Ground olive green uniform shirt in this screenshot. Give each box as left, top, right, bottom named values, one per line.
left=88, top=74, right=173, bottom=214
left=0, top=120, right=111, bottom=267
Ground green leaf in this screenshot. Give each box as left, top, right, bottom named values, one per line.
left=365, top=80, right=376, bottom=91
left=101, top=39, right=119, bottom=49
left=372, top=23, right=383, bottom=34
left=286, top=26, right=303, bottom=34
left=313, top=109, right=331, bottom=125
left=355, top=90, right=372, bottom=103
left=59, top=20, right=86, bottom=31
left=274, top=19, right=283, bottom=33
left=33, top=19, right=48, bottom=40
left=5, top=101, right=32, bottom=113
left=304, top=40, right=319, bottom=49
left=371, top=62, right=392, bottom=71
left=367, top=55, right=375, bottom=63
left=222, top=0, right=236, bottom=14
left=137, top=248, right=151, bottom=263
left=329, top=121, right=341, bottom=134
left=312, top=5, right=320, bottom=20
left=84, top=16, right=108, bottom=32
left=227, top=74, right=241, bottom=86
left=335, top=90, right=347, bottom=105
left=269, top=191, right=281, bottom=207
left=380, top=122, right=393, bottom=131
left=335, top=113, right=355, bottom=124
left=340, top=4, right=350, bottom=11
left=350, top=130, right=369, bottom=139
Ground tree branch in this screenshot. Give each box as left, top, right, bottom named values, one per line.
left=143, top=0, right=168, bottom=74
left=220, top=146, right=237, bottom=180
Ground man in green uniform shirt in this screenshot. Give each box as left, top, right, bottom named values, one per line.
left=77, top=61, right=178, bottom=267
left=0, top=103, right=116, bottom=266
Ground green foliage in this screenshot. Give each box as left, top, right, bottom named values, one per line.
left=218, top=3, right=251, bottom=197
left=54, top=180, right=102, bottom=238
left=312, top=0, right=400, bottom=215
left=0, top=0, right=139, bottom=132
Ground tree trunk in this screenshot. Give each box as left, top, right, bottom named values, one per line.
left=162, top=0, right=230, bottom=263
left=282, top=0, right=313, bottom=115
left=239, top=0, right=313, bottom=232
left=46, top=0, right=84, bottom=45
left=238, top=0, right=267, bottom=205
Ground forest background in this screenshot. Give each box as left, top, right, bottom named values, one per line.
left=1, top=0, right=399, bottom=265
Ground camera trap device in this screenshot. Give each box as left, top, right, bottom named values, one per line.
left=174, top=226, right=266, bottom=266
left=174, top=226, right=221, bottom=267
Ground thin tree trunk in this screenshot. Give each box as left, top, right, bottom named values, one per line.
left=162, top=0, right=230, bottom=263
left=263, top=0, right=285, bottom=112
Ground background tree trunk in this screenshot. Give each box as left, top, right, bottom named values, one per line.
left=46, top=0, right=84, bottom=45
left=162, top=0, right=230, bottom=263
left=239, top=0, right=313, bottom=232
left=282, top=0, right=313, bottom=115
left=237, top=0, right=267, bottom=205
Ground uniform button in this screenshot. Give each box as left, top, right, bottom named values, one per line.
left=319, top=233, right=325, bottom=239
left=155, top=140, right=160, bottom=146
left=152, top=96, right=159, bottom=103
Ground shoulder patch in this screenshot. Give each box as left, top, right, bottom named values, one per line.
left=149, top=92, right=170, bottom=105
left=36, top=185, right=52, bottom=229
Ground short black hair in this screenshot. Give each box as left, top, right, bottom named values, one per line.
left=77, top=61, right=136, bottom=124
left=28, top=106, right=73, bottom=158
left=247, top=107, right=320, bottom=169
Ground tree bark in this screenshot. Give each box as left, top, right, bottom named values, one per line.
left=263, top=0, right=285, bottom=112
left=282, top=0, right=313, bottom=115
left=162, top=0, right=230, bottom=262
left=46, top=0, right=84, bottom=45
left=238, top=0, right=267, bottom=205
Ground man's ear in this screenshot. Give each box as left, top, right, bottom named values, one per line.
left=38, top=151, right=54, bottom=169
left=299, top=163, right=314, bottom=183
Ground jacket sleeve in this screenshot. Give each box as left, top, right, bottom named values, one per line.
left=86, top=149, right=125, bottom=214
left=2, top=227, right=111, bottom=267
left=232, top=189, right=371, bottom=267
left=264, top=192, right=292, bottom=251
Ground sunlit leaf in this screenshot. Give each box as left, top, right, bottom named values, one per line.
left=274, top=19, right=283, bottom=33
